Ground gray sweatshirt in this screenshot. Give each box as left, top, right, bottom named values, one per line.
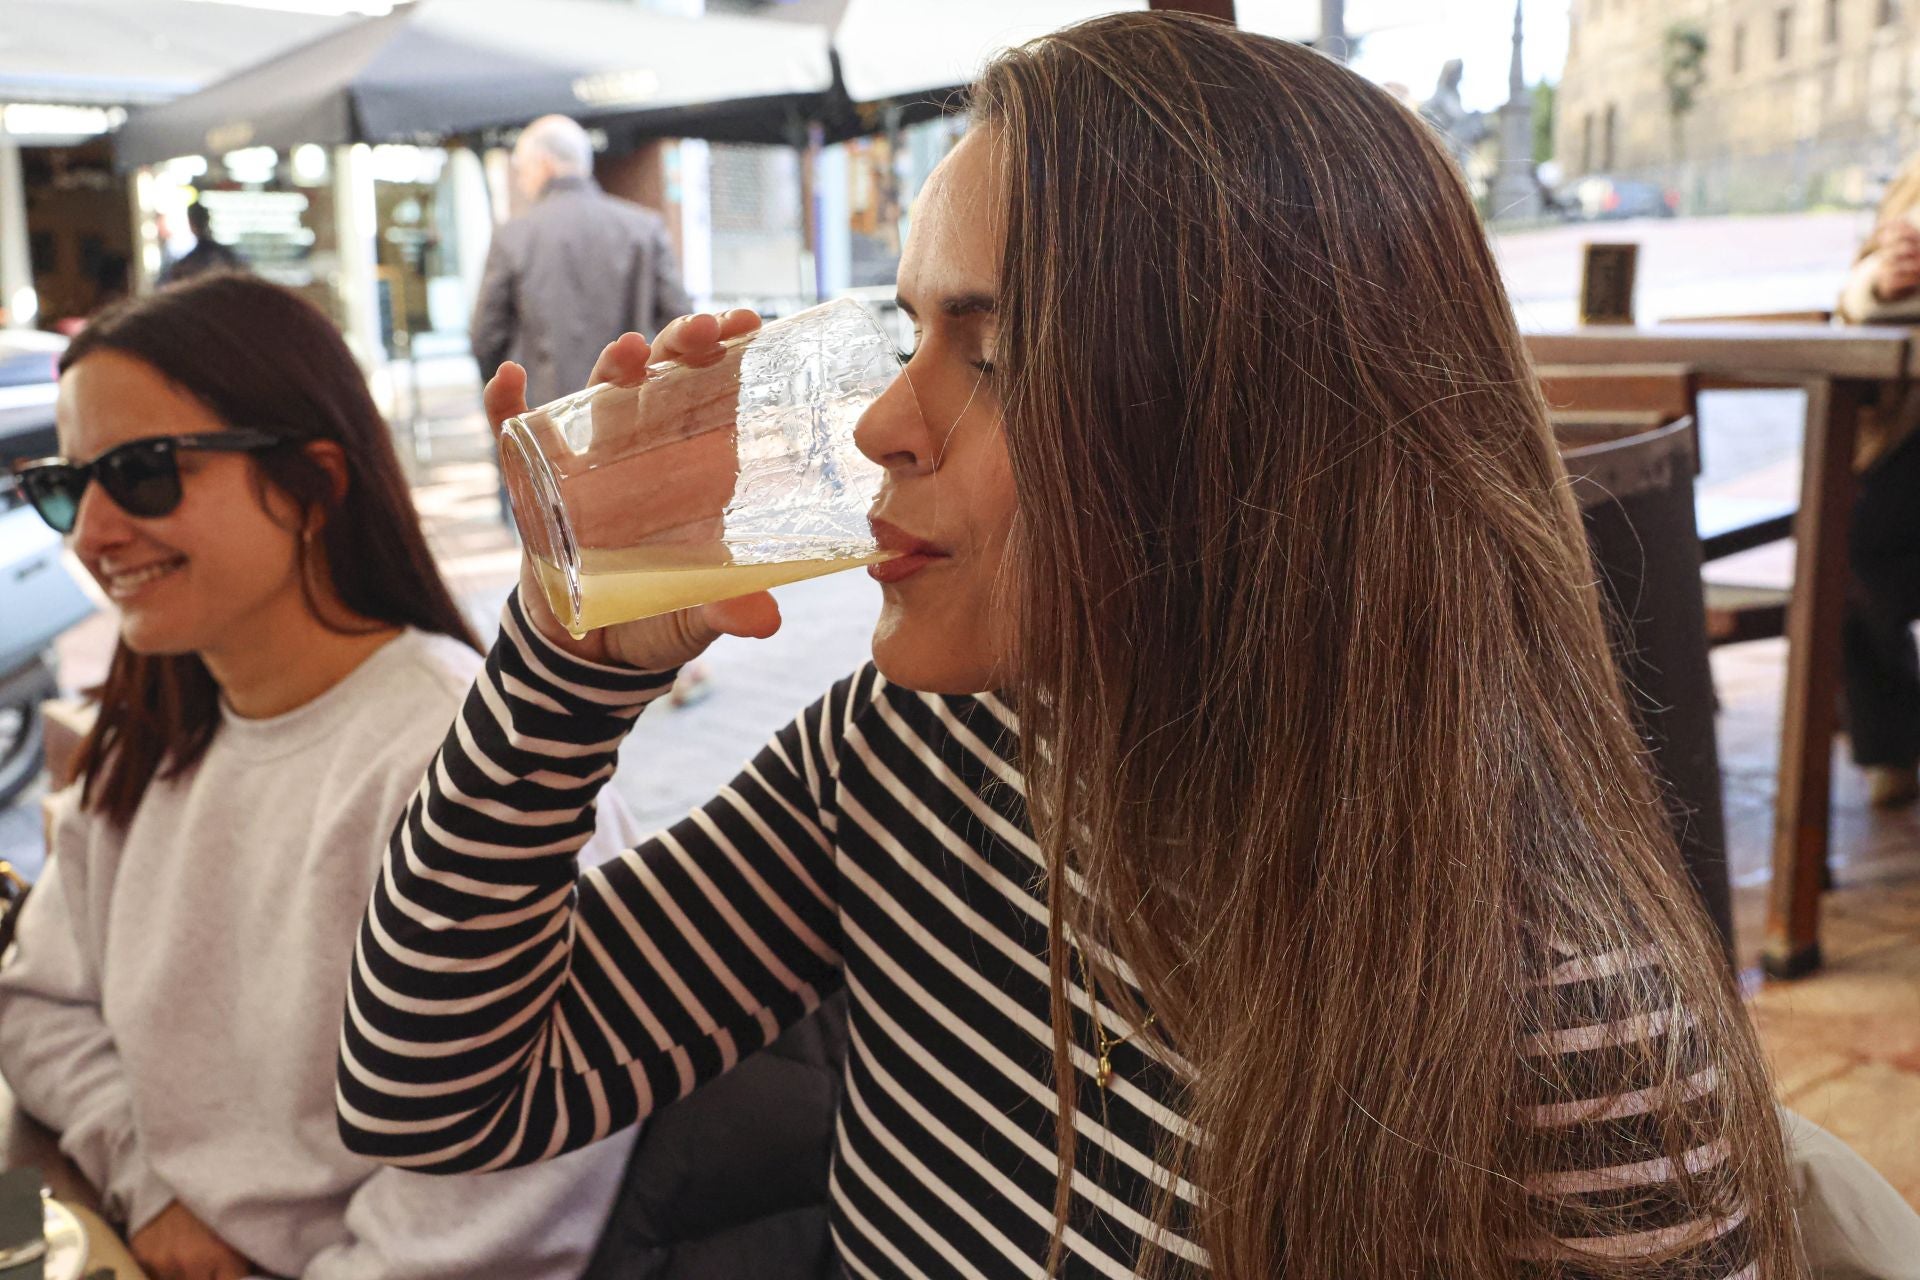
left=0, top=629, right=637, bottom=1279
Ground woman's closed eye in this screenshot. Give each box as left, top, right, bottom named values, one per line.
left=892, top=332, right=993, bottom=377
left=895, top=349, right=991, bottom=377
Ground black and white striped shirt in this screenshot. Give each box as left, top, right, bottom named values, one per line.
left=338, top=592, right=1754, bottom=1278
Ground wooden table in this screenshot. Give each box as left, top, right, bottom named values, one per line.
left=1525, top=324, right=1916, bottom=979
left=0, top=1078, right=150, bottom=1279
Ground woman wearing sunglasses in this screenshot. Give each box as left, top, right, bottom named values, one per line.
left=337, top=16, right=1804, bottom=1280
left=0, top=274, right=644, bottom=1280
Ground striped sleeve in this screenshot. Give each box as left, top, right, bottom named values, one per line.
left=1514, top=943, right=1757, bottom=1280
left=336, top=589, right=852, bottom=1172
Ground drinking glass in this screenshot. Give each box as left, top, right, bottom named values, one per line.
left=499, top=298, right=900, bottom=637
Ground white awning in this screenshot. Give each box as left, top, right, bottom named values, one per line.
left=0, top=0, right=348, bottom=106
left=832, top=0, right=1148, bottom=105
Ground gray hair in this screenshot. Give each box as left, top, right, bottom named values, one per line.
left=516, top=115, right=593, bottom=177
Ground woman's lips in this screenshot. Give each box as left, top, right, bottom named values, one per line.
left=868, top=519, right=947, bottom=585
left=868, top=553, right=935, bottom=585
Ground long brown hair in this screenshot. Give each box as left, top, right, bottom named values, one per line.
left=973, top=16, right=1798, bottom=1278
left=62, top=273, right=479, bottom=826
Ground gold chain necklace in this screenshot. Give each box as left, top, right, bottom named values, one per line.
left=1073, top=940, right=1156, bottom=1090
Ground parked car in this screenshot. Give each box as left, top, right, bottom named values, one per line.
left=1560, top=176, right=1680, bottom=222
left=0, top=328, right=64, bottom=470
left=0, top=327, right=92, bottom=811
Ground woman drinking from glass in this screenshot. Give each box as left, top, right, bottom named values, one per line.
left=337, top=17, right=1799, bottom=1278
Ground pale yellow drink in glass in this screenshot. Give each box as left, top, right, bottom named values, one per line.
left=501, top=301, right=903, bottom=636
left=535, top=543, right=894, bottom=637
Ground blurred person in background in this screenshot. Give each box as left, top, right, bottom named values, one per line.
left=158, top=202, right=245, bottom=286
left=337, top=16, right=1811, bottom=1279
left=1834, top=158, right=1920, bottom=806
left=0, top=274, right=638, bottom=1280
left=471, top=114, right=690, bottom=414
left=470, top=114, right=712, bottom=704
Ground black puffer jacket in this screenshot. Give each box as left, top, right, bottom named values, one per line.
left=581, top=994, right=848, bottom=1280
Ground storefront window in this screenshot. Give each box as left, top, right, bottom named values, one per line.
left=138, top=142, right=482, bottom=360
left=19, top=138, right=133, bottom=331
left=144, top=148, right=342, bottom=326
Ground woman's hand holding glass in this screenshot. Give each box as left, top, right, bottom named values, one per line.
left=484, top=311, right=783, bottom=671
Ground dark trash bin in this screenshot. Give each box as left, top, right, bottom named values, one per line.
left=1562, top=416, right=1736, bottom=960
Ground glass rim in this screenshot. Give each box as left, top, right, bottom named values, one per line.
left=499, top=420, right=582, bottom=630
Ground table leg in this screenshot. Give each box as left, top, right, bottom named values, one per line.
left=1763, top=377, right=1861, bottom=979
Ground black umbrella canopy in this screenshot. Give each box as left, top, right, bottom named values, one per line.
left=607, top=0, right=1150, bottom=149
left=113, top=0, right=835, bottom=167
left=587, top=49, right=953, bottom=152
left=601, top=0, right=1154, bottom=148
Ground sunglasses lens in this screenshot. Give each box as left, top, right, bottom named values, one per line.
left=19, top=468, right=82, bottom=534
left=98, top=443, right=182, bottom=519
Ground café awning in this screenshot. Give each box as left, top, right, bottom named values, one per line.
left=108, top=0, right=1427, bottom=167
left=829, top=0, right=1146, bottom=106
left=825, top=0, right=1466, bottom=105
left=113, top=0, right=837, bottom=167
left=0, top=0, right=347, bottom=108
left=598, top=0, right=1154, bottom=150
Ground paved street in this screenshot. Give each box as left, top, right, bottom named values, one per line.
left=1495, top=208, right=1871, bottom=330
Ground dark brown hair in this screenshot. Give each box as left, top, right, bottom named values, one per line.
left=62, top=273, right=479, bottom=826
left=973, top=15, right=1798, bottom=1278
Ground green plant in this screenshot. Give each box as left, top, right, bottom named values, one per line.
left=1533, top=79, right=1556, bottom=164
left=1663, top=21, right=1709, bottom=156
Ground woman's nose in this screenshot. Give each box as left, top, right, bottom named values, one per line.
left=853, top=367, right=932, bottom=475
left=68, top=481, right=133, bottom=557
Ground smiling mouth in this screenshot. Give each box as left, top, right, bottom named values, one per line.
left=101, top=556, right=187, bottom=600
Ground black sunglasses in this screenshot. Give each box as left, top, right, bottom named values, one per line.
left=9, top=430, right=291, bottom=534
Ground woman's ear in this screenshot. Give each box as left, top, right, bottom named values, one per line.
left=304, top=439, right=350, bottom=503
left=301, top=439, right=350, bottom=534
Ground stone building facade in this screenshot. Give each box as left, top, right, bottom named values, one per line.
left=1557, top=0, right=1920, bottom=210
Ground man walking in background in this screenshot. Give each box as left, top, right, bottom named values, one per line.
left=472, top=113, right=708, bottom=703
left=159, top=202, right=245, bottom=285
left=471, top=114, right=692, bottom=412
